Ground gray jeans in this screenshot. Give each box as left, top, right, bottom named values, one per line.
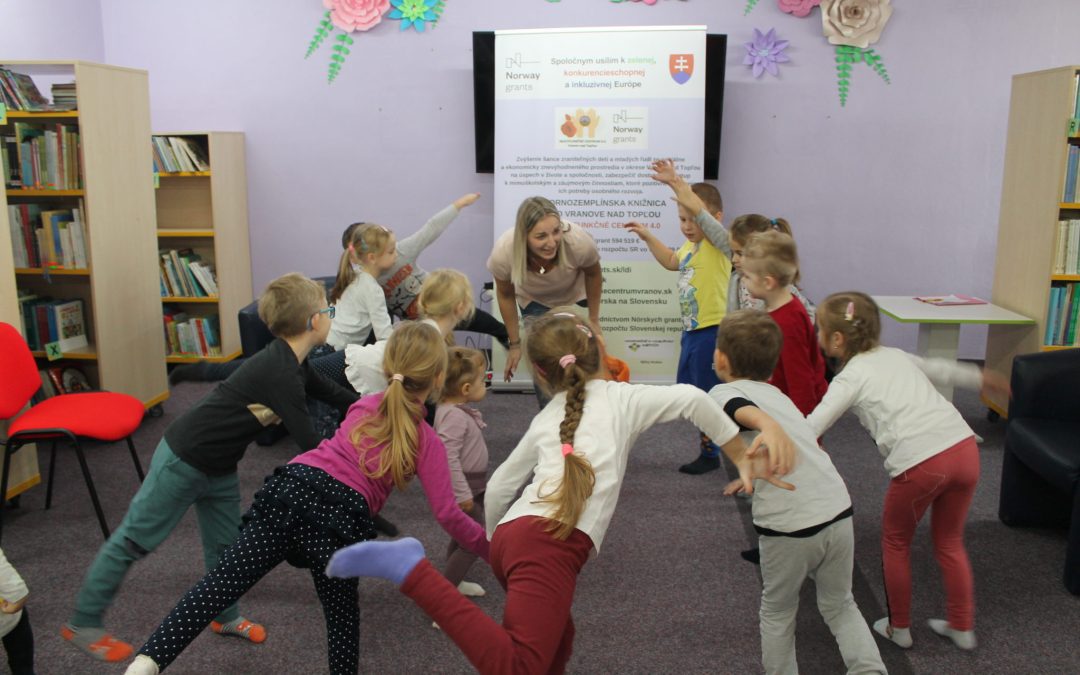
left=758, top=517, right=886, bottom=675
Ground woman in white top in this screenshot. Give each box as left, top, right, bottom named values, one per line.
left=326, top=311, right=795, bottom=674
left=487, top=196, right=603, bottom=383
left=806, top=292, right=1008, bottom=653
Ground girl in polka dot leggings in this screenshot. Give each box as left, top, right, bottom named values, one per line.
left=125, top=322, right=490, bottom=675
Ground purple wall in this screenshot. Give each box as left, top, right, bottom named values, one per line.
left=11, top=1, right=1080, bottom=357
left=0, top=0, right=104, bottom=61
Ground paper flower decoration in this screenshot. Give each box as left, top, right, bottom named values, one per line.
left=777, top=0, right=821, bottom=18
left=742, top=0, right=892, bottom=106
left=325, top=0, right=390, bottom=32
left=743, top=28, right=790, bottom=78
left=389, top=0, right=444, bottom=32
left=820, top=0, right=892, bottom=48
left=306, top=0, right=447, bottom=83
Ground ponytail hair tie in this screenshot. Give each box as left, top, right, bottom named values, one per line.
left=390, top=373, right=405, bottom=383
left=844, top=301, right=855, bottom=322
left=770, top=218, right=778, bottom=227
left=561, top=443, right=574, bottom=457
left=558, top=354, right=577, bottom=369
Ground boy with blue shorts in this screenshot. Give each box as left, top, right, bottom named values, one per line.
left=625, top=159, right=733, bottom=474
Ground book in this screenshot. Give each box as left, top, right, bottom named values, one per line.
left=1045, top=286, right=1063, bottom=345
left=47, top=365, right=92, bottom=394
left=35, top=370, right=58, bottom=400
left=1067, top=284, right=1080, bottom=345
left=176, top=137, right=210, bottom=171
left=914, top=294, right=987, bottom=306
left=52, top=299, right=88, bottom=352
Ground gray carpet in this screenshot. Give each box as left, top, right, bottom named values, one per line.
left=1, top=380, right=1077, bottom=674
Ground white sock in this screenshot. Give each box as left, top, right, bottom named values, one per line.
left=457, top=581, right=486, bottom=597
left=873, top=617, right=912, bottom=648
left=928, top=618, right=976, bottom=650
left=123, top=655, right=160, bottom=675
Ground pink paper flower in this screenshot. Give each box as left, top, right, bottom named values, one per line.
left=323, top=0, right=390, bottom=32
left=777, top=0, right=821, bottom=18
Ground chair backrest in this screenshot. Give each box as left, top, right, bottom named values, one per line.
left=0, top=322, right=41, bottom=420
left=1009, top=348, right=1080, bottom=422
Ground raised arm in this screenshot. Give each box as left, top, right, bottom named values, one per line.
left=625, top=221, right=679, bottom=270
left=394, top=193, right=480, bottom=263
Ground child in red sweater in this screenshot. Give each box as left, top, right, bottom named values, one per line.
left=739, top=229, right=826, bottom=415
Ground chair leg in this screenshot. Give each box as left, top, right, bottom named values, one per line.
left=45, top=439, right=59, bottom=510
left=0, top=440, right=20, bottom=546
left=70, top=438, right=110, bottom=539
left=126, top=437, right=145, bottom=482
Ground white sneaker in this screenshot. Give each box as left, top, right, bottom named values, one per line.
left=928, top=618, right=976, bottom=650
left=457, top=581, right=486, bottom=597
left=873, top=617, right=912, bottom=648
left=124, top=654, right=160, bottom=675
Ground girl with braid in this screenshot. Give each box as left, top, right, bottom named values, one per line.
left=325, top=310, right=797, bottom=675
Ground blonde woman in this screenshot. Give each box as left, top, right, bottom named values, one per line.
left=486, top=197, right=603, bottom=383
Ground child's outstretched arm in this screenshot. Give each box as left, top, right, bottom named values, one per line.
left=392, top=193, right=482, bottom=268
left=624, top=221, right=679, bottom=270
left=907, top=354, right=1011, bottom=399
left=714, top=434, right=795, bottom=496
left=729, top=404, right=796, bottom=476
left=649, top=160, right=732, bottom=256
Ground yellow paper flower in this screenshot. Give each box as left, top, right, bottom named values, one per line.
left=820, top=0, right=893, bottom=48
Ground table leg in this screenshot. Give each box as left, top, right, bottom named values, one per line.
left=915, top=323, right=960, bottom=401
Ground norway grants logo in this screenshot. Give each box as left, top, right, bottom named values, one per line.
left=669, top=54, right=694, bottom=85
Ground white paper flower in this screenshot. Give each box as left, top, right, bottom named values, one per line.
left=820, top=0, right=893, bottom=48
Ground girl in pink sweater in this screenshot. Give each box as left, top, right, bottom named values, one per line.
left=125, top=322, right=487, bottom=675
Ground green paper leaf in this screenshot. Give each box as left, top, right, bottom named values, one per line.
left=306, top=11, right=333, bottom=58
left=744, top=0, right=760, bottom=15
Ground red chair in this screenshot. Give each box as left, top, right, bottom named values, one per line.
left=0, top=322, right=145, bottom=543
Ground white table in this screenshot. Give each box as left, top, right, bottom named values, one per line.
left=872, top=296, right=1035, bottom=401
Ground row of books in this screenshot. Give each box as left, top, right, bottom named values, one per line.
left=0, top=68, right=69, bottom=111
left=1046, top=283, right=1080, bottom=347
left=152, top=136, right=210, bottom=174
left=33, top=365, right=93, bottom=404
left=1052, top=219, right=1080, bottom=275
left=18, top=291, right=89, bottom=352
left=1, top=123, right=83, bottom=190
left=6, top=203, right=88, bottom=269
left=163, top=308, right=222, bottom=357
left=160, top=248, right=218, bottom=297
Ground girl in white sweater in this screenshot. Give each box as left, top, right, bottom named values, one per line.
left=806, top=292, right=1008, bottom=652
left=325, top=311, right=795, bottom=674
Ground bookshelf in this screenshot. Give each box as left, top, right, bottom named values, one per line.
left=154, top=132, right=251, bottom=365
left=985, top=65, right=1080, bottom=418
left=1, top=61, right=167, bottom=411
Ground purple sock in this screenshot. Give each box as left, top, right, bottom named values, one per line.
left=325, top=537, right=425, bottom=586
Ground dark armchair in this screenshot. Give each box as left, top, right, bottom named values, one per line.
left=998, top=348, right=1080, bottom=594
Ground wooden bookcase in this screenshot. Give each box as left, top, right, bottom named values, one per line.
left=155, top=131, right=251, bottom=364
left=1, top=61, right=167, bottom=410
left=985, top=65, right=1080, bottom=418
